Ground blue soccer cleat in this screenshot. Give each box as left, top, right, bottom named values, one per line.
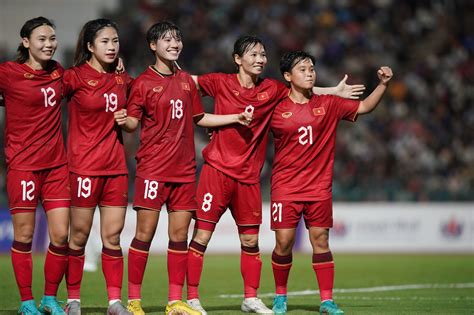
left=272, top=295, right=287, bottom=314
left=320, top=300, right=344, bottom=315
left=18, top=300, right=41, bottom=315
left=38, top=296, right=66, bottom=315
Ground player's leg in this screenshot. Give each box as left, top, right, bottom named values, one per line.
left=233, top=182, right=272, bottom=314
left=306, top=199, right=343, bottom=315
left=7, top=169, right=40, bottom=314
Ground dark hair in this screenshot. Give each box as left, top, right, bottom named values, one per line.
left=279, top=51, right=316, bottom=75
left=232, top=35, right=265, bottom=65
left=16, top=17, right=55, bottom=63
left=74, top=18, right=118, bottom=66
left=146, top=21, right=182, bottom=54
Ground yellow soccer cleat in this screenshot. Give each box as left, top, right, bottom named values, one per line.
left=127, top=300, right=145, bottom=315
left=165, top=301, right=201, bottom=315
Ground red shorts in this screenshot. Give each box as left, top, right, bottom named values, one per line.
left=270, top=199, right=333, bottom=230
left=195, top=164, right=262, bottom=226
left=133, top=176, right=197, bottom=212
left=7, top=165, right=71, bottom=214
left=70, top=173, right=128, bottom=208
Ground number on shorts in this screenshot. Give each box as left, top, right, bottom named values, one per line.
left=201, top=192, right=213, bottom=212
left=170, top=99, right=183, bottom=119
left=104, top=93, right=118, bottom=112
left=144, top=179, right=158, bottom=200
left=77, top=177, right=91, bottom=198
left=20, top=180, right=35, bottom=201
left=272, top=202, right=282, bottom=223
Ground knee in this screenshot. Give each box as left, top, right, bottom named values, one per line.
left=274, top=240, right=293, bottom=256
left=169, top=226, right=188, bottom=243
left=49, top=227, right=69, bottom=246
left=312, top=232, right=329, bottom=251
left=192, top=229, right=212, bottom=246
left=70, top=227, right=90, bottom=248
left=14, top=224, right=35, bottom=243
left=240, top=234, right=259, bottom=248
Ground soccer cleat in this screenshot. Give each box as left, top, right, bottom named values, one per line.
left=319, top=300, right=344, bottom=315
left=18, top=300, right=41, bottom=315
left=127, top=300, right=145, bottom=315
left=64, top=301, right=81, bottom=315
left=241, top=298, right=273, bottom=314
left=107, top=301, right=133, bottom=315
left=38, top=296, right=66, bottom=315
left=165, top=301, right=202, bottom=315
left=272, top=295, right=287, bottom=314
left=187, top=299, right=207, bottom=315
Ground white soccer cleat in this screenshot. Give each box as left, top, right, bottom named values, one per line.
left=241, top=297, right=273, bottom=314
left=187, top=299, right=207, bottom=315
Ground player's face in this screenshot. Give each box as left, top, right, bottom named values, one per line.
left=88, top=26, right=119, bottom=64
left=22, top=25, right=57, bottom=63
left=287, top=58, right=316, bottom=90
left=235, top=43, right=267, bottom=76
left=151, top=31, right=183, bottom=61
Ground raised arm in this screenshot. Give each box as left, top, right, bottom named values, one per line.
left=114, top=109, right=139, bottom=132
left=357, top=66, right=393, bottom=114
left=313, top=74, right=366, bottom=99
left=194, top=111, right=252, bottom=128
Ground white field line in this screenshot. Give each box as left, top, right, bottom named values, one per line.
left=218, top=283, right=474, bottom=298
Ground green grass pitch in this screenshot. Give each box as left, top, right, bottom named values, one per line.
left=0, top=254, right=473, bottom=314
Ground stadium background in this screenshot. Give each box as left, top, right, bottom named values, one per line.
left=0, top=0, right=472, bottom=314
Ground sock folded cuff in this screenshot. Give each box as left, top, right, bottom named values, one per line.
left=241, top=245, right=259, bottom=254
left=189, top=240, right=207, bottom=254
left=68, top=247, right=85, bottom=256
left=313, top=251, right=333, bottom=264
left=168, top=240, right=188, bottom=251
left=130, top=238, right=151, bottom=252
left=49, top=243, right=69, bottom=256
left=12, top=240, right=32, bottom=252
left=102, top=247, right=123, bottom=257
left=272, top=251, right=293, bottom=265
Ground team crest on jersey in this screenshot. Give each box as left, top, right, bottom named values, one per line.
left=115, top=76, right=124, bottom=84
left=257, top=92, right=269, bottom=101
left=232, top=89, right=239, bottom=96
left=181, top=82, right=190, bottom=91
left=282, top=112, right=293, bottom=118
left=50, top=70, right=60, bottom=79
left=23, top=73, right=35, bottom=79
left=87, top=80, right=99, bottom=87
left=153, top=86, right=163, bottom=93
left=313, top=107, right=326, bottom=116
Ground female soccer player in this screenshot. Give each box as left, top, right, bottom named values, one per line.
left=187, top=35, right=364, bottom=314
left=0, top=17, right=69, bottom=315
left=114, top=21, right=251, bottom=315
left=63, top=19, right=132, bottom=315
left=269, top=51, right=392, bottom=315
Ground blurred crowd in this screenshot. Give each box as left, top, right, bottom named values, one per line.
left=0, top=0, right=472, bottom=203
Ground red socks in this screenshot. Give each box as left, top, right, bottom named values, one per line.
left=66, top=247, right=85, bottom=299
left=313, top=251, right=334, bottom=301
left=271, top=251, right=293, bottom=295
left=11, top=241, right=34, bottom=301
left=241, top=245, right=262, bottom=298
left=102, top=247, right=123, bottom=301
left=44, top=243, right=68, bottom=296
left=167, top=241, right=188, bottom=301
left=187, top=240, right=207, bottom=300
left=128, top=238, right=151, bottom=300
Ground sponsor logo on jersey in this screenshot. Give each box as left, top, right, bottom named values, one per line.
left=23, top=73, right=35, bottom=79
left=153, top=86, right=163, bottom=93
left=232, top=89, right=239, bottom=96
left=50, top=70, right=60, bottom=79
left=87, top=80, right=99, bottom=87
left=282, top=112, right=292, bottom=118
left=181, top=82, right=190, bottom=91
left=257, top=92, right=269, bottom=101
left=313, top=107, right=325, bottom=116
left=115, top=76, right=124, bottom=84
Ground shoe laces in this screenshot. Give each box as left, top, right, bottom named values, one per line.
left=128, top=301, right=142, bottom=312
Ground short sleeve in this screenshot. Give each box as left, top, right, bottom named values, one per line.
left=62, top=68, right=78, bottom=98
left=329, top=95, right=360, bottom=122
left=197, top=73, right=222, bottom=97
left=126, top=80, right=145, bottom=120
left=0, top=63, right=10, bottom=93
left=274, top=80, right=289, bottom=103
left=190, top=77, right=204, bottom=116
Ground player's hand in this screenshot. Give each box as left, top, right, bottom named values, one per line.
left=236, top=111, right=253, bottom=126
left=115, top=57, right=125, bottom=74
left=114, top=109, right=127, bottom=126
left=377, top=66, right=393, bottom=85
left=335, top=74, right=365, bottom=99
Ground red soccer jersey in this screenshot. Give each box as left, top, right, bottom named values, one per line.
left=63, top=63, right=132, bottom=176
left=270, top=94, right=360, bottom=201
left=127, top=67, right=204, bottom=182
left=0, top=61, right=67, bottom=171
left=198, top=73, right=288, bottom=184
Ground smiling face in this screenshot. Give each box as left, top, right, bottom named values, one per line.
left=88, top=26, right=119, bottom=65
left=284, top=57, right=316, bottom=90
left=150, top=30, right=183, bottom=62
left=22, top=25, right=57, bottom=64
left=234, top=42, right=267, bottom=77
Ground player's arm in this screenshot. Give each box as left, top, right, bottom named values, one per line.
left=194, top=111, right=252, bottom=128
left=313, top=74, right=366, bottom=99
left=114, top=109, right=139, bottom=132
left=357, top=66, right=393, bottom=114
